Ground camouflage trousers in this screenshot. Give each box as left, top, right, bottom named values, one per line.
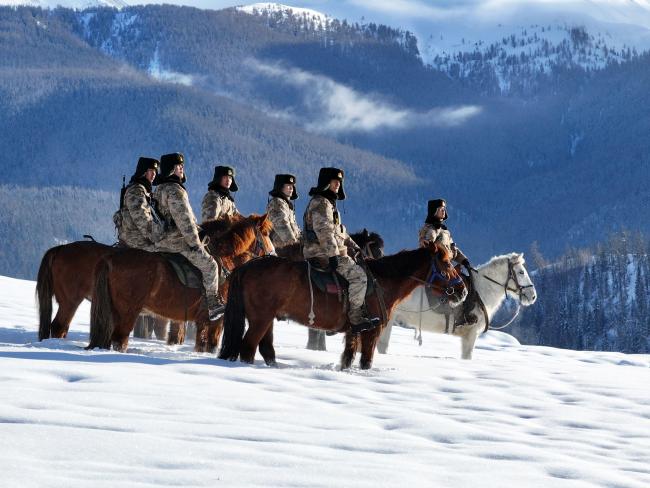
left=179, top=246, right=220, bottom=307
left=336, top=255, right=368, bottom=323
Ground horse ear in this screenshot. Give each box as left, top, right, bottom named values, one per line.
left=363, top=228, right=369, bottom=237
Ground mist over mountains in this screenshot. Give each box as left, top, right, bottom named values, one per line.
left=2, top=2, right=650, bottom=282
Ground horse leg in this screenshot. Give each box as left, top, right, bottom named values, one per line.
left=194, top=322, right=209, bottom=352
left=206, top=318, right=223, bottom=354
left=377, top=320, right=393, bottom=354
left=168, top=321, right=185, bottom=346
left=258, top=324, right=277, bottom=367
left=359, top=327, right=382, bottom=370
left=111, top=309, right=140, bottom=353
left=340, top=332, right=359, bottom=370
left=153, top=317, right=168, bottom=341
left=306, top=329, right=327, bottom=351
left=133, top=315, right=149, bottom=338
left=240, top=318, right=273, bottom=364
left=50, top=299, right=82, bottom=338
left=460, top=326, right=480, bottom=360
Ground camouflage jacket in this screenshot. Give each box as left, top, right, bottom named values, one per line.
left=303, top=195, right=358, bottom=260
left=266, top=197, right=301, bottom=248
left=154, top=181, right=202, bottom=252
left=114, top=182, right=157, bottom=251
left=418, top=223, right=468, bottom=264
left=201, top=189, right=239, bottom=222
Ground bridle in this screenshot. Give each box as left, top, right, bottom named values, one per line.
left=475, top=259, right=534, bottom=301
left=470, top=258, right=534, bottom=330
left=215, top=225, right=275, bottom=281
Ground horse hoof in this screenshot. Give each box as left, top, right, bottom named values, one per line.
left=266, top=360, right=278, bottom=368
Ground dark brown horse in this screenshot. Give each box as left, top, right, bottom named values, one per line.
left=87, top=213, right=274, bottom=352
left=218, top=242, right=467, bottom=369
left=35, top=214, right=251, bottom=343
left=276, top=229, right=385, bottom=351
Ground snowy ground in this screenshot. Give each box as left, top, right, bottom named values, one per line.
left=1, top=275, right=649, bottom=488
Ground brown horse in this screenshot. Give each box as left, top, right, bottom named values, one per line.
left=37, top=240, right=118, bottom=341
left=218, top=242, right=467, bottom=369
left=35, top=214, right=251, bottom=343
left=87, top=214, right=274, bottom=352
left=276, top=229, right=385, bottom=351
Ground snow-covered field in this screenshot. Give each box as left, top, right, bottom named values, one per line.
left=1, top=274, right=649, bottom=488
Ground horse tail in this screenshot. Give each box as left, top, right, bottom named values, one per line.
left=218, top=267, right=247, bottom=361
left=87, top=259, right=114, bottom=350
left=36, top=247, right=57, bottom=341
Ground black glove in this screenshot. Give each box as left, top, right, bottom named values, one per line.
left=462, top=259, right=472, bottom=271
left=329, top=255, right=339, bottom=271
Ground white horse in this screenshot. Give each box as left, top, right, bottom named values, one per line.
left=378, top=253, right=537, bottom=359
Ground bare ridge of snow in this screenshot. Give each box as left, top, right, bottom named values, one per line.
left=1, top=273, right=649, bottom=486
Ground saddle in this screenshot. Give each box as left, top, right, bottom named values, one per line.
left=307, top=261, right=348, bottom=297
left=423, top=263, right=466, bottom=314
left=307, top=260, right=375, bottom=298
left=159, top=253, right=203, bottom=289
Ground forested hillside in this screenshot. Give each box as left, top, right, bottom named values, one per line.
left=510, top=232, right=650, bottom=353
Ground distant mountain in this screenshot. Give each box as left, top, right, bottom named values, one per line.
left=3, top=3, right=650, bottom=281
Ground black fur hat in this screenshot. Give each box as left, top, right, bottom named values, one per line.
left=157, top=153, right=186, bottom=183
left=426, top=198, right=447, bottom=222
left=269, top=174, right=298, bottom=200
left=208, top=165, right=238, bottom=192
left=308, top=167, right=345, bottom=200
left=132, top=157, right=159, bottom=179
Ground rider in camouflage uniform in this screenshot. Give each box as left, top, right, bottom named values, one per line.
left=419, top=198, right=475, bottom=326
left=114, top=157, right=160, bottom=251
left=303, top=167, right=379, bottom=334
left=266, top=174, right=301, bottom=249
left=201, top=165, right=240, bottom=222
left=153, top=153, right=225, bottom=320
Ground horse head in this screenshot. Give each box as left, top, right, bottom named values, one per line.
left=201, top=213, right=275, bottom=267
left=351, top=228, right=385, bottom=259
left=506, top=253, right=537, bottom=305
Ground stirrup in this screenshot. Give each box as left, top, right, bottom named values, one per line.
left=454, top=312, right=477, bottom=329
left=350, top=317, right=381, bottom=335
left=208, top=298, right=226, bottom=321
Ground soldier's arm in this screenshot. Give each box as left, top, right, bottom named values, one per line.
left=125, top=186, right=153, bottom=237
left=311, top=200, right=339, bottom=257
left=268, top=200, right=295, bottom=242
left=201, top=192, right=221, bottom=223
left=168, top=186, right=202, bottom=248
left=342, top=224, right=360, bottom=252
left=419, top=225, right=436, bottom=247
left=451, top=241, right=469, bottom=264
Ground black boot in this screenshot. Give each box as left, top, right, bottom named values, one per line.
left=454, top=295, right=477, bottom=328
left=208, top=295, right=226, bottom=321
left=350, top=316, right=381, bottom=335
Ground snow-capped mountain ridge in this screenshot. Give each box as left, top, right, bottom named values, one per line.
left=427, top=22, right=647, bottom=92
left=236, top=2, right=331, bottom=29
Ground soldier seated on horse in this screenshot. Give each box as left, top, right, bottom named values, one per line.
left=153, top=153, right=225, bottom=321
left=419, top=198, right=476, bottom=327
left=303, top=167, right=380, bottom=335
left=201, top=165, right=241, bottom=223
left=113, top=157, right=160, bottom=251
left=266, top=173, right=302, bottom=250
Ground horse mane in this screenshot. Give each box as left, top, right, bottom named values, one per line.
left=350, top=230, right=384, bottom=250
left=201, top=214, right=271, bottom=256
left=366, top=248, right=432, bottom=279
left=479, top=252, right=524, bottom=270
